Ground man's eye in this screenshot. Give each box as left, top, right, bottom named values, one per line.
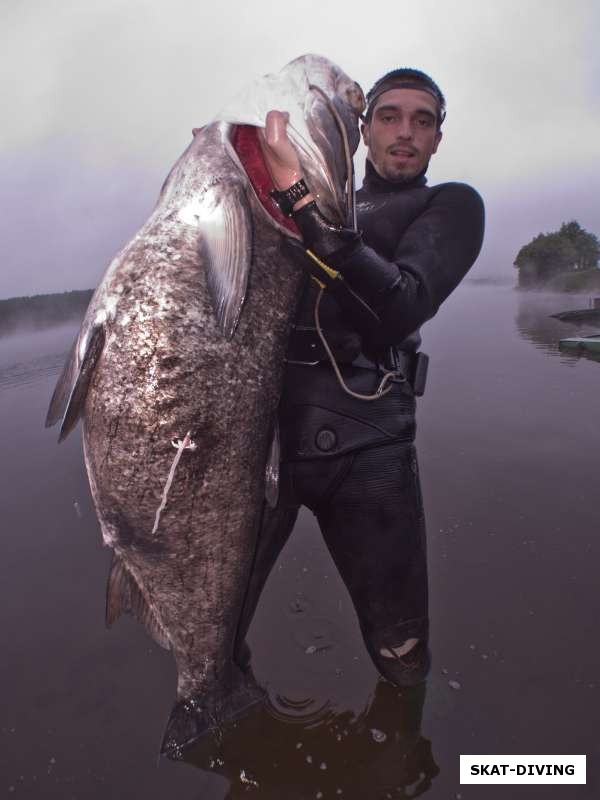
left=416, top=117, right=433, bottom=127
left=381, top=114, right=397, bottom=123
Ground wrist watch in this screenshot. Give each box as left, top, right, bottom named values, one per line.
left=269, top=178, right=310, bottom=217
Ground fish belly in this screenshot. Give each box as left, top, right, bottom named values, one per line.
left=82, top=219, right=304, bottom=703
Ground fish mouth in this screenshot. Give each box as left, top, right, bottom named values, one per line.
left=307, top=83, right=357, bottom=230
left=229, top=110, right=354, bottom=236
left=213, top=55, right=363, bottom=232
left=222, top=60, right=364, bottom=235
left=230, top=124, right=301, bottom=234
left=286, top=93, right=359, bottom=230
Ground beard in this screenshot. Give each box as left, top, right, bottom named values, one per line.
left=382, top=156, right=430, bottom=184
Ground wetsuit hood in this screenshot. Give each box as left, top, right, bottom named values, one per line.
left=362, top=158, right=428, bottom=193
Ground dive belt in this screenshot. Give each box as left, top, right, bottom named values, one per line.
left=286, top=325, right=429, bottom=397
left=279, top=360, right=418, bottom=460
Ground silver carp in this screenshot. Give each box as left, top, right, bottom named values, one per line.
left=46, top=54, right=365, bottom=758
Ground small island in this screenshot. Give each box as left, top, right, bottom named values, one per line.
left=514, top=221, right=600, bottom=291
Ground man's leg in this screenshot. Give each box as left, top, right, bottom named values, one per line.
left=307, top=441, right=430, bottom=687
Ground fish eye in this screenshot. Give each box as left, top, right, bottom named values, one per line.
left=347, top=82, right=366, bottom=114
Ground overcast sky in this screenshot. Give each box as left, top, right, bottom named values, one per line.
left=1, top=0, right=598, bottom=298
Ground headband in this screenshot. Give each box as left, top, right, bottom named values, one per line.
left=364, top=79, right=445, bottom=123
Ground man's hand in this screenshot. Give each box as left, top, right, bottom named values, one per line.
left=258, top=110, right=300, bottom=189
left=258, top=110, right=314, bottom=211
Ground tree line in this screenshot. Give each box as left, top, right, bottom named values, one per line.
left=0, top=290, right=93, bottom=336
left=514, top=221, right=600, bottom=288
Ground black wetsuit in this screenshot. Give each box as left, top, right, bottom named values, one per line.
left=236, top=160, right=485, bottom=684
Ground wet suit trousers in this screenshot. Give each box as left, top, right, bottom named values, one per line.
left=235, top=436, right=430, bottom=684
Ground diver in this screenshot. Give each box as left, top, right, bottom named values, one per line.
left=234, top=68, right=485, bottom=687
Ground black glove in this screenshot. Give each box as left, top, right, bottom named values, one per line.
left=289, top=201, right=424, bottom=351
left=292, top=201, right=412, bottom=310
left=282, top=235, right=382, bottom=334
left=291, top=201, right=360, bottom=260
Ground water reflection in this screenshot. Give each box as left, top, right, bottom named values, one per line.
left=515, top=290, right=600, bottom=364
left=184, top=679, right=438, bottom=799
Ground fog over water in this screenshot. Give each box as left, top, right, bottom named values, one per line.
left=1, top=283, right=598, bottom=798
left=2, top=0, right=599, bottom=298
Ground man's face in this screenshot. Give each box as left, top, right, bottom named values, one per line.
left=362, top=87, right=442, bottom=182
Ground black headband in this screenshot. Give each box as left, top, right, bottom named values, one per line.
left=364, top=79, right=445, bottom=124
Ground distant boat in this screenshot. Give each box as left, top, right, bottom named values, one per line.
left=552, top=297, right=600, bottom=324
left=558, top=334, right=600, bottom=354
left=551, top=308, right=600, bottom=323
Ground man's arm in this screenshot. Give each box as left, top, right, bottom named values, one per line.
left=258, top=109, right=484, bottom=349
left=293, top=183, right=485, bottom=349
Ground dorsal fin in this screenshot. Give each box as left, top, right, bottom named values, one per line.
left=105, top=552, right=171, bottom=650
left=45, top=323, right=105, bottom=442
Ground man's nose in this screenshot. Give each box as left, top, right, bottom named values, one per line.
left=395, top=118, right=414, bottom=140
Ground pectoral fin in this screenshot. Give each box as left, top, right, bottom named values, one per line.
left=200, top=181, right=253, bottom=339
left=45, top=323, right=105, bottom=442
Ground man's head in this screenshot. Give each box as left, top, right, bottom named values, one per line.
left=361, top=68, right=445, bottom=183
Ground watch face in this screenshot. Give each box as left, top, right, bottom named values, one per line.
left=271, top=179, right=309, bottom=216
left=288, top=178, right=309, bottom=199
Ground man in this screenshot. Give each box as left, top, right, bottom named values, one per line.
left=234, top=68, right=485, bottom=686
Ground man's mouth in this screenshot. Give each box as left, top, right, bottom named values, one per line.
left=389, top=148, right=416, bottom=158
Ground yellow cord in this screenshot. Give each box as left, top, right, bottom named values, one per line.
left=303, top=252, right=406, bottom=401
left=305, top=249, right=341, bottom=280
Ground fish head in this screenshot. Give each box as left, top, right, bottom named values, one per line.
left=281, top=54, right=366, bottom=225
left=214, top=54, right=365, bottom=228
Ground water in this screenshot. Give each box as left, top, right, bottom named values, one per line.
left=1, top=285, right=599, bottom=798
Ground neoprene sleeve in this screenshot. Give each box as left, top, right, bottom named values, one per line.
left=292, top=182, right=485, bottom=349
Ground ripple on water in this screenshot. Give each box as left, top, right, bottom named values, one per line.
left=266, top=692, right=337, bottom=729
left=0, top=352, right=67, bottom=392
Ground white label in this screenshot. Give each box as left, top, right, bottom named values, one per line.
left=460, top=755, right=586, bottom=784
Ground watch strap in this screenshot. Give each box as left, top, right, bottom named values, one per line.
left=269, top=178, right=310, bottom=217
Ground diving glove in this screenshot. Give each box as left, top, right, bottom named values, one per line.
left=292, top=201, right=414, bottom=310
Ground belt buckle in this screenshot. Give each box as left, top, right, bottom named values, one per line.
left=287, top=324, right=322, bottom=366
left=382, top=346, right=407, bottom=384
left=385, top=368, right=407, bottom=385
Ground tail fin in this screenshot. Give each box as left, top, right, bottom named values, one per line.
left=160, top=669, right=266, bottom=760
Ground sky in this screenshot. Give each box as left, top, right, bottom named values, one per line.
left=1, top=0, right=599, bottom=298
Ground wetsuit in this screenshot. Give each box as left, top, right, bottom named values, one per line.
left=235, top=159, right=485, bottom=685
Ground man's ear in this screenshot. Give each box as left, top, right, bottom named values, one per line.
left=432, top=129, right=442, bottom=154
left=361, top=122, right=370, bottom=147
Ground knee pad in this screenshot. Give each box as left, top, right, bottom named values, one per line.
left=370, top=639, right=431, bottom=687
left=364, top=622, right=431, bottom=688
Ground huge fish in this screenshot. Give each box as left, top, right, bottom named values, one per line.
left=45, top=54, right=365, bottom=758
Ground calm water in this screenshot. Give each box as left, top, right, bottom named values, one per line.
left=1, top=284, right=599, bottom=799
